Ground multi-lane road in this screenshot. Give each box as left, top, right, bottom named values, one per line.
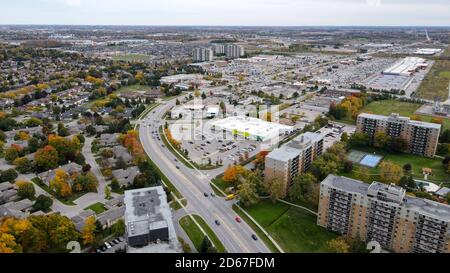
left=139, top=99, right=270, bottom=253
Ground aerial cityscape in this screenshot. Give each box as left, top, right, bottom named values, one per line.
left=1, top=0, right=450, bottom=261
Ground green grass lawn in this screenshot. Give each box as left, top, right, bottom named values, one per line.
left=244, top=200, right=337, bottom=253
left=416, top=56, right=450, bottom=100
left=361, top=100, right=422, bottom=117
left=117, top=84, right=155, bottom=93
left=179, top=215, right=227, bottom=253
left=344, top=147, right=449, bottom=183
left=232, top=205, right=280, bottom=253
left=84, top=202, right=107, bottom=214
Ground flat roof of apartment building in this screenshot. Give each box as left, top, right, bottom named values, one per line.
left=124, top=186, right=170, bottom=238
left=358, top=113, right=442, bottom=130
left=322, top=175, right=450, bottom=221
left=267, top=131, right=325, bottom=162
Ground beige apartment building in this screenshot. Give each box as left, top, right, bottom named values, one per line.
left=356, top=113, right=441, bottom=157
left=265, top=132, right=325, bottom=197
left=318, top=175, right=450, bottom=253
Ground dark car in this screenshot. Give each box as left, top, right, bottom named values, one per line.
left=176, top=166, right=180, bottom=169
left=251, top=234, right=258, bottom=241
left=215, top=220, right=221, bottom=226
left=204, top=193, right=209, bottom=197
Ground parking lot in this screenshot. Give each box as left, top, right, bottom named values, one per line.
left=176, top=125, right=264, bottom=166
left=94, top=237, right=126, bottom=254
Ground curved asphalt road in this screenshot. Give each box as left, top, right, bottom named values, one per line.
left=139, top=99, right=270, bottom=253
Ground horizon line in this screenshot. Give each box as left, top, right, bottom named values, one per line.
left=1, top=24, right=450, bottom=28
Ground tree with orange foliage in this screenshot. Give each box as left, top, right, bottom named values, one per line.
left=223, top=165, right=247, bottom=185
left=431, top=117, right=443, bottom=124
left=35, top=145, right=59, bottom=171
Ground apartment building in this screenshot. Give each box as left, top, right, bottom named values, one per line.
left=225, top=44, right=245, bottom=59
left=192, top=48, right=214, bottom=62
left=318, top=175, right=450, bottom=253
left=213, top=44, right=225, bottom=55
left=265, top=132, right=325, bottom=197
left=124, top=186, right=175, bottom=248
left=356, top=113, right=441, bottom=157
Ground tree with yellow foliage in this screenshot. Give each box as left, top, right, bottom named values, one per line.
left=82, top=216, right=96, bottom=245
left=50, top=169, right=73, bottom=198
left=0, top=233, right=20, bottom=253
left=379, top=161, right=403, bottom=185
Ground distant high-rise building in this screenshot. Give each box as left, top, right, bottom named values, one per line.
left=225, top=44, right=245, bottom=59
left=192, top=48, right=214, bottom=62
left=265, top=132, right=325, bottom=197
left=356, top=113, right=441, bottom=157
left=318, top=175, right=450, bottom=253
left=213, top=44, right=225, bottom=55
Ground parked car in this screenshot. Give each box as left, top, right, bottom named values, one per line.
left=251, top=234, right=258, bottom=241
left=235, top=217, right=242, bottom=223
left=204, top=193, right=209, bottom=197
left=215, top=220, right=221, bottom=226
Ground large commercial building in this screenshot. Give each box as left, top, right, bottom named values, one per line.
left=211, top=116, right=294, bottom=142
left=382, top=57, right=428, bottom=76
left=124, top=186, right=179, bottom=252
left=225, top=44, right=245, bottom=59
left=265, top=132, right=325, bottom=197
left=192, top=48, right=214, bottom=62
left=318, top=175, right=450, bottom=253
left=356, top=113, right=441, bottom=157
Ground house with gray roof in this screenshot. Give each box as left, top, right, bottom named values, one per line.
left=112, top=167, right=140, bottom=187
left=98, top=133, right=119, bottom=147
left=37, top=162, right=83, bottom=187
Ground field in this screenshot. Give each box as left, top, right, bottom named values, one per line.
left=360, top=100, right=450, bottom=130
left=84, top=202, right=107, bottom=214
left=344, top=147, right=449, bottom=183
left=243, top=200, right=337, bottom=253
left=416, top=46, right=450, bottom=100
left=116, top=84, right=155, bottom=93
left=112, top=54, right=154, bottom=62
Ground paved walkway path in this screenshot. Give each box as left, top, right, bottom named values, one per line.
left=172, top=209, right=197, bottom=253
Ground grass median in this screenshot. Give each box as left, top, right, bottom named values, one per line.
left=179, top=215, right=227, bottom=253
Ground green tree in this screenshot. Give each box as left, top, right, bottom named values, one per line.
left=13, top=157, right=33, bottom=174
left=349, top=132, right=370, bottom=148
left=200, top=236, right=216, bottom=253
left=265, top=177, right=285, bottom=202
left=16, top=181, right=36, bottom=199
left=33, top=195, right=53, bottom=212
left=289, top=173, right=319, bottom=207
left=374, top=131, right=390, bottom=149
left=111, top=219, right=126, bottom=236
left=237, top=179, right=259, bottom=207
left=4, top=147, right=20, bottom=163
left=0, top=168, right=18, bottom=183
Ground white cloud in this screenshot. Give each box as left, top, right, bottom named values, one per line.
left=366, top=0, right=382, bottom=6
left=66, top=0, right=81, bottom=7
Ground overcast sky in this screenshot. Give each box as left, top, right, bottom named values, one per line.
left=1, top=0, right=450, bottom=26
